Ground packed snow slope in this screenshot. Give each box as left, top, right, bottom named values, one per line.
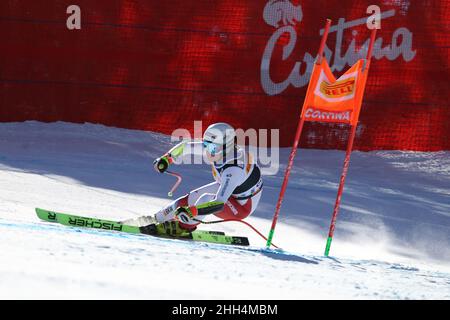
left=0, top=121, right=449, bottom=299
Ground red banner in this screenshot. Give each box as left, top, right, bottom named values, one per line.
left=0, top=1, right=449, bottom=151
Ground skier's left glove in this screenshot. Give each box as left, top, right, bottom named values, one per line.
left=175, top=206, right=198, bottom=224
left=153, top=154, right=173, bottom=173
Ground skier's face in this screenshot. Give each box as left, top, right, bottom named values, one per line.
left=203, top=141, right=223, bottom=162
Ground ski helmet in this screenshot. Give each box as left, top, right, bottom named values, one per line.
left=202, top=122, right=236, bottom=157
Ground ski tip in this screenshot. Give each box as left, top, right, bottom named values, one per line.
left=35, top=207, right=56, bottom=223
left=35, top=207, right=50, bottom=214
left=35, top=207, right=47, bottom=216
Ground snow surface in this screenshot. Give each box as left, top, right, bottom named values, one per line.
left=0, top=121, right=449, bottom=299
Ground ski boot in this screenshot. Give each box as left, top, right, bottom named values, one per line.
left=154, top=220, right=196, bottom=237
left=135, top=219, right=196, bottom=237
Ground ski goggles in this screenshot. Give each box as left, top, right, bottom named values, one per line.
left=202, top=140, right=220, bottom=156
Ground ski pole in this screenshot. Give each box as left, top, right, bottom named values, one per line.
left=165, top=171, right=182, bottom=197
left=266, top=19, right=332, bottom=249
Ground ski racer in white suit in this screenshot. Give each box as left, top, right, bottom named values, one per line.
left=124, top=123, right=263, bottom=235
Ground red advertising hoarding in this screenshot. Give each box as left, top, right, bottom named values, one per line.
left=0, top=0, right=448, bottom=151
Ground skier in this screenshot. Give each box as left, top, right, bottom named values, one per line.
left=123, top=123, right=263, bottom=236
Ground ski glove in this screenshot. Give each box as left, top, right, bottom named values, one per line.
left=175, top=206, right=198, bottom=223
left=153, top=155, right=172, bottom=173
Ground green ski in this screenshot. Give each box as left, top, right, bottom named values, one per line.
left=35, top=208, right=249, bottom=246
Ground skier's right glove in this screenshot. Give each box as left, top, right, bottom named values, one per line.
left=153, top=154, right=172, bottom=173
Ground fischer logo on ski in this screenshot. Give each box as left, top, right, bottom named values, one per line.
left=67, top=217, right=123, bottom=231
